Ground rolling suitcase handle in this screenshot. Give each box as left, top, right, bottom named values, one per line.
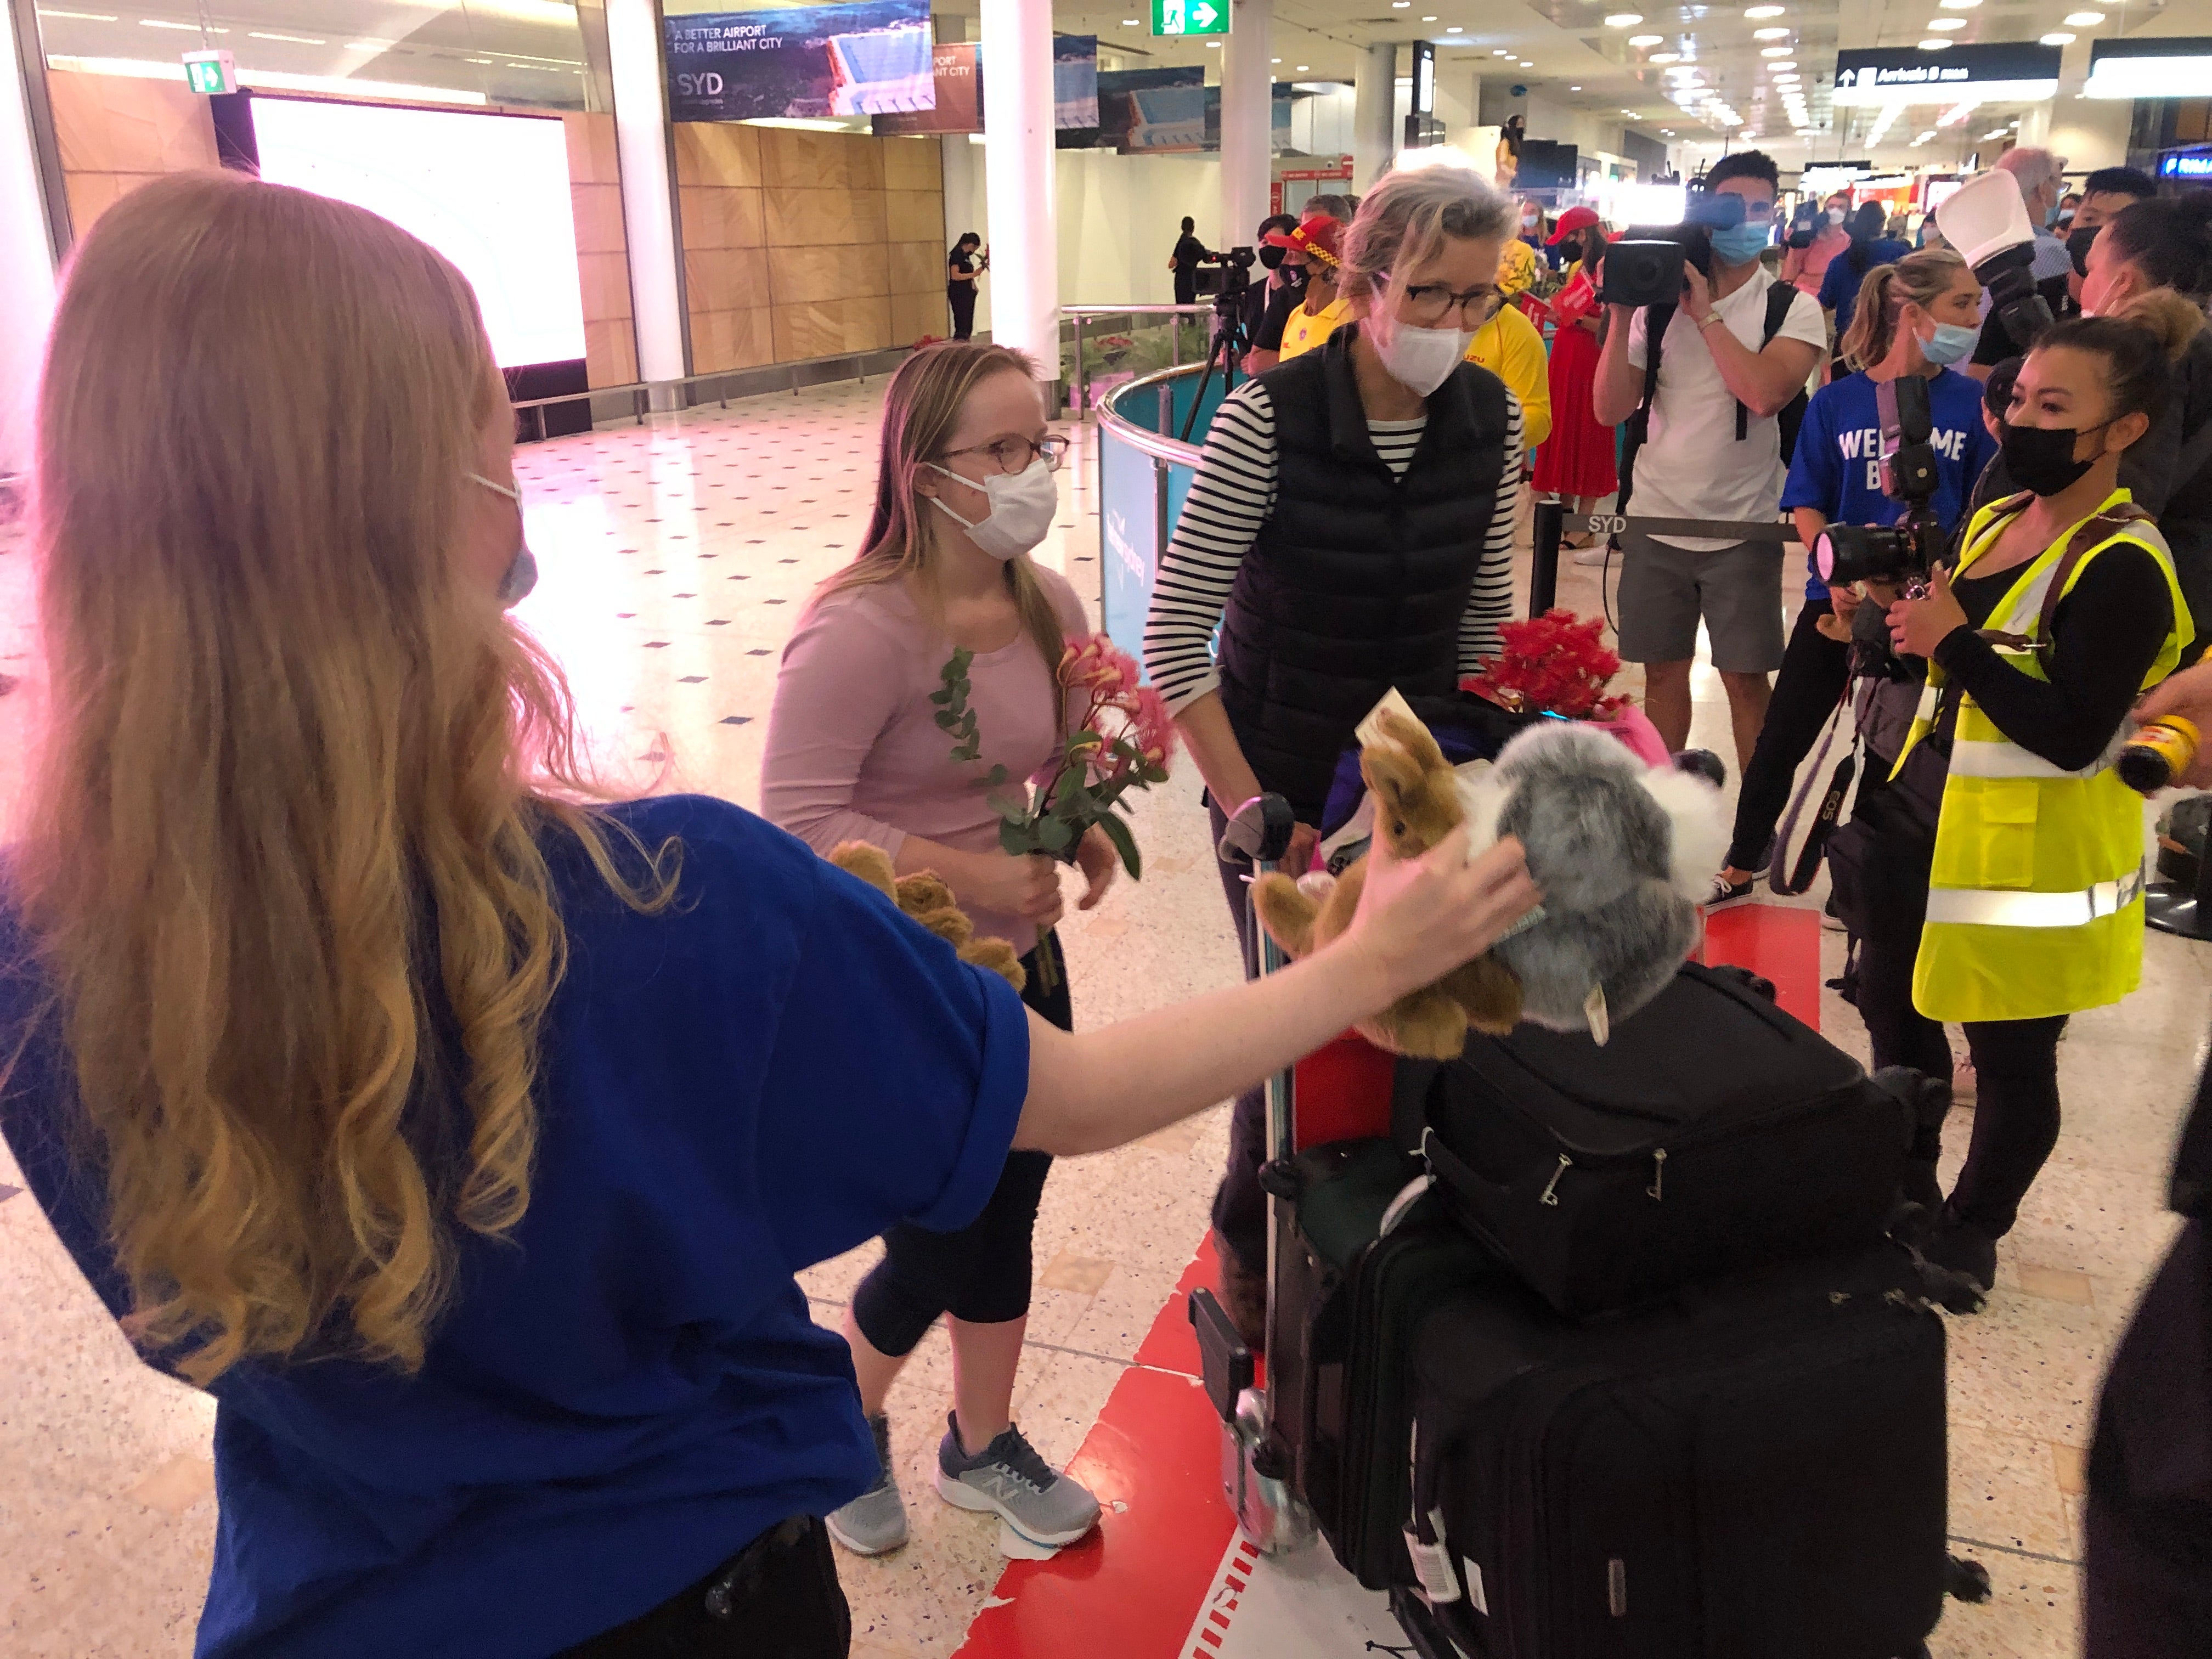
left=1187, top=792, right=1316, bottom=1556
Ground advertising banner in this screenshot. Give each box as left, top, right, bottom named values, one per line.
left=667, top=0, right=933, bottom=123
left=872, top=41, right=979, bottom=135
left=1096, top=65, right=1206, bottom=151
left=1056, top=35, right=1099, bottom=128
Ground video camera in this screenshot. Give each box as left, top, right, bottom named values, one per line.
left=1194, top=245, right=1257, bottom=300
left=1601, top=189, right=1743, bottom=308
left=1785, top=199, right=1825, bottom=251
left=1935, top=170, right=2052, bottom=356
left=1813, top=374, right=1945, bottom=594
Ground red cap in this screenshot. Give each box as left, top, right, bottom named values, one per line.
left=1547, top=205, right=1601, bottom=245
left=1262, top=212, right=1343, bottom=268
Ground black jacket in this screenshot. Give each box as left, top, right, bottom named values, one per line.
left=1216, top=325, right=1511, bottom=819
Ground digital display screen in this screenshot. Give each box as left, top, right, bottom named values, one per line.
left=250, top=97, right=588, bottom=369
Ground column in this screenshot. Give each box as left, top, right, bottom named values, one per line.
left=979, top=0, right=1057, bottom=369
left=1352, top=40, right=1398, bottom=190
left=0, top=4, right=57, bottom=472
left=1218, top=0, right=1272, bottom=249
left=605, top=0, right=686, bottom=405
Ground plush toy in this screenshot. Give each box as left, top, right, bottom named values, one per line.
left=828, top=841, right=1028, bottom=991
left=1459, top=719, right=1731, bottom=1042
left=1254, top=699, right=1730, bottom=1052
left=1252, top=710, right=1525, bottom=1058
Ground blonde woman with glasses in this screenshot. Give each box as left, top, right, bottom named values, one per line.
left=762, top=342, right=1110, bottom=1558
left=1, top=173, right=1539, bottom=1657
left=1139, top=160, right=1523, bottom=1348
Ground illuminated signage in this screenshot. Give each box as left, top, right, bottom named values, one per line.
left=1831, top=42, right=2062, bottom=105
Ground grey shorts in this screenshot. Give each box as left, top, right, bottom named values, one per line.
left=1615, top=538, right=1787, bottom=673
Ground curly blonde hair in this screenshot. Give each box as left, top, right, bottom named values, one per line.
left=14, top=171, right=671, bottom=1386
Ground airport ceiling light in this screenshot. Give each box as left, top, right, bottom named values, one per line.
left=2085, top=38, right=2212, bottom=98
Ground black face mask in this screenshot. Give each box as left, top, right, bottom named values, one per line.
left=1259, top=244, right=1286, bottom=269
left=1281, top=262, right=1309, bottom=290
left=2001, top=418, right=2109, bottom=497
left=2067, top=224, right=2100, bottom=279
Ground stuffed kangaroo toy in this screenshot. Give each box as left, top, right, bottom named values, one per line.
left=1252, top=709, right=1525, bottom=1058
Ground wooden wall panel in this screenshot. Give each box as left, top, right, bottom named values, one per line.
left=561, top=112, right=636, bottom=390
left=680, top=123, right=946, bottom=366
left=49, top=72, right=217, bottom=239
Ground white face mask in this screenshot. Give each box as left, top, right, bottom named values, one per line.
left=1374, top=315, right=1472, bottom=397
left=927, top=455, right=1058, bottom=562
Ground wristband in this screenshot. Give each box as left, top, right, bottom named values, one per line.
left=1697, top=313, right=1725, bottom=331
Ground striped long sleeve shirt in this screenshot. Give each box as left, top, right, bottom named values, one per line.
left=1142, top=379, right=1522, bottom=713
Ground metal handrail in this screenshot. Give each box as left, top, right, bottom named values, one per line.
left=1096, top=362, right=1207, bottom=467
left=507, top=348, right=907, bottom=433
left=1066, top=302, right=1214, bottom=419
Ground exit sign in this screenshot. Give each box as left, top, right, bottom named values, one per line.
left=183, top=49, right=235, bottom=94
left=1153, top=0, right=1229, bottom=37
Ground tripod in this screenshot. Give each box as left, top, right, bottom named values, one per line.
left=1179, top=280, right=1255, bottom=443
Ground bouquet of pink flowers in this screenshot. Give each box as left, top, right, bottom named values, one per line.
left=936, top=632, right=1177, bottom=990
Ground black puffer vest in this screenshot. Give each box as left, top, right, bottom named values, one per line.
left=1217, top=324, right=1510, bottom=819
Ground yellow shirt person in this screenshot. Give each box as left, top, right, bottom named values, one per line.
left=1466, top=302, right=1552, bottom=447
left=1280, top=295, right=1352, bottom=362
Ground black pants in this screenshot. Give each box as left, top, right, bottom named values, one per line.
left=1207, top=798, right=1271, bottom=1279
left=850, top=939, right=1070, bottom=1357
left=947, top=284, right=976, bottom=341
left=1726, top=597, right=1850, bottom=872
left=2086, top=1219, right=2212, bottom=1658
left=557, top=1516, right=849, bottom=1658
left=1855, top=930, right=2067, bottom=1238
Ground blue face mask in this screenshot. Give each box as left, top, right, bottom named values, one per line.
left=1709, top=222, right=1770, bottom=267
left=1921, top=321, right=1978, bottom=368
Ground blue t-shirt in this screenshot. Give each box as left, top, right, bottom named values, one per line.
left=0, top=796, right=1030, bottom=1658
left=1781, top=366, right=2000, bottom=601
left=1819, top=239, right=1914, bottom=339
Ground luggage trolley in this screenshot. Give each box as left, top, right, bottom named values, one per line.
left=1189, top=789, right=1312, bottom=1555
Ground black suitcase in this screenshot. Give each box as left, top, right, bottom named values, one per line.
left=1402, top=1246, right=1952, bottom=1659
left=1406, top=961, right=1914, bottom=1318
left=1266, top=1138, right=1496, bottom=1589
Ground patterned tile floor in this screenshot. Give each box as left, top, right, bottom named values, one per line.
left=0, top=376, right=2192, bottom=1656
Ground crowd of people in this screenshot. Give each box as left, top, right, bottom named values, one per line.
left=5, top=143, right=2212, bottom=1659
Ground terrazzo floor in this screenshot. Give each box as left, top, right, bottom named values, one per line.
left=0, top=374, right=2197, bottom=1657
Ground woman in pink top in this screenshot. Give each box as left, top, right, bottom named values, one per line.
left=1783, top=191, right=1853, bottom=298
left=763, top=342, right=1119, bottom=1559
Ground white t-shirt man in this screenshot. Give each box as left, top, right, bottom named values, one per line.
left=1627, top=266, right=1826, bottom=552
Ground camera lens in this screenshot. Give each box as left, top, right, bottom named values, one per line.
left=1816, top=523, right=1914, bottom=588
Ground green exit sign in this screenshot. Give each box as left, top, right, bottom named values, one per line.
left=183, top=49, right=235, bottom=95
left=1152, top=0, right=1229, bottom=37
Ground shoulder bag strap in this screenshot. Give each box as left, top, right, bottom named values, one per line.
left=1734, top=281, right=1799, bottom=442
left=1767, top=682, right=1858, bottom=896
left=1979, top=503, right=2155, bottom=654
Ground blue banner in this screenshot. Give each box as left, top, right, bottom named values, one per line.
left=1054, top=35, right=1098, bottom=129
left=666, top=1, right=932, bottom=123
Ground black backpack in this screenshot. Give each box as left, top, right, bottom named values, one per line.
left=1618, top=281, right=1810, bottom=514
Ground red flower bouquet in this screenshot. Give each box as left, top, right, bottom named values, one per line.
left=937, top=632, right=1177, bottom=989
left=1462, top=609, right=1628, bottom=720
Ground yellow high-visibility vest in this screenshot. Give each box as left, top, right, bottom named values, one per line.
left=1900, top=488, right=2191, bottom=1024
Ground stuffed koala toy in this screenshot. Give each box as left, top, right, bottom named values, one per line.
left=1458, top=720, right=1731, bottom=1042
left=1252, top=710, right=1525, bottom=1058
left=828, top=841, right=1028, bottom=991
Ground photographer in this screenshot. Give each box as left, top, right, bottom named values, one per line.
left=1170, top=215, right=1208, bottom=307
left=1866, top=318, right=2190, bottom=1296
left=1593, top=149, right=1828, bottom=767
left=1965, top=149, right=2075, bottom=378
left=1247, top=195, right=1357, bottom=373
left=1782, top=190, right=1854, bottom=300
left=1143, top=164, right=1522, bottom=1343
left=1711, top=250, right=1996, bottom=906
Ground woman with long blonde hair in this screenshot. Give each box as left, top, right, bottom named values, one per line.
left=762, top=342, right=1116, bottom=1556
left=0, top=171, right=1537, bottom=1656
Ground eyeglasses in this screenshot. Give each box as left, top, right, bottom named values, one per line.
left=1391, top=278, right=1505, bottom=329
left=940, top=433, right=1071, bottom=475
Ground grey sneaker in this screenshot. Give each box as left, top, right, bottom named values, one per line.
left=933, top=1413, right=1101, bottom=1548
left=826, top=1413, right=907, bottom=1556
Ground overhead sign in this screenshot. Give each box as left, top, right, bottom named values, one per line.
left=2160, top=147, right=2212, bottom=180
left=183, top=48, right=235, bottom=95
left=1152, top=0, right=1229, bottom=38
left=2087, top=37, right=2212, bottom=100
left=665, top=0, right=932, bottom=123
left=1830, top=42, right=2062, bottom=104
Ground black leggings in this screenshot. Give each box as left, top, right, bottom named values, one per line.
left=850, top=937, right=1070, bottom=1357
left=558, top=1516, right=849, bottom=1658
left=947, top=284, right=977, bottom=341
left=1855, top=929, right=2067, bottom=1238
left=1726, top=597, right=1850, bottom=871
